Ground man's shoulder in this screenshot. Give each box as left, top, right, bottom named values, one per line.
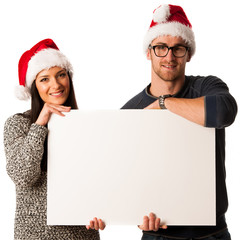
left=186, top=75, right=226, bottom=90
left=121, top=88, right=147, bottom=109
left=184, top=75, right=229, bottom=98
left=187, top=75, right=223, bottom=84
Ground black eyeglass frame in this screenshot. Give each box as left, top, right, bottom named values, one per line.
left=148, top=44, right=189, bottom=58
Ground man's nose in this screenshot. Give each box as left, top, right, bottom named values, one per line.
left=164, top=48, right=176, bottom=61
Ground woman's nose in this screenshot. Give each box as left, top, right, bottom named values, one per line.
left=51, top=78, right=61, bottom=89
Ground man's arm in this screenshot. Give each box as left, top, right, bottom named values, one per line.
left=145, top=97, right=205, bottom=126
left=145, top=77, right=238, bottom=129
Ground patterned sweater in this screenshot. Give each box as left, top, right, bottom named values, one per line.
left=4, top=111, right=100, bottom=240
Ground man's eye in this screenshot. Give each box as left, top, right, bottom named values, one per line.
left=174, top=46, right=182, bottom=51
left=156, top=45, right=166, bottom=50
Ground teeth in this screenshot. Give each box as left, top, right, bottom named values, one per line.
left=164, top=65, right=175, bottom=68
left=50, top=91, right=63, bottom=96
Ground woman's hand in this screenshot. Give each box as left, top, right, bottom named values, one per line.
left=35, top=103, right=71, bottom=126
left=138, top=212, right=167, bottom=231
left=86, top=217, right=105, bottom=230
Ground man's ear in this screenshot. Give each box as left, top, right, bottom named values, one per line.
left=187, top=50, right=192, bottom=62
left=147, top=49, right=151, bottom=60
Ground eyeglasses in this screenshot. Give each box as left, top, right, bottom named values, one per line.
left=148, top=44, right=189, bottom=58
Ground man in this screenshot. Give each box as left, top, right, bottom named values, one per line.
left=122, top=4, right=237, bottom=240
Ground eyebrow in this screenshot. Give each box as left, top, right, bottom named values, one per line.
left=37, top=69, right=66, bottom=79
left=38, top=74, right=49, bottom=78
left=155, top=42, right=167, bottom=45
left=154, top=42, right=186, bottom=47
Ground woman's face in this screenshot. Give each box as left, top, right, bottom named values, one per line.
left=35, top=66, right=70, bottom=105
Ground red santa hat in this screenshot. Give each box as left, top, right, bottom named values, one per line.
left=16, top=38, right=73, bottom=100
left=143, top=4, right=196, bottom=56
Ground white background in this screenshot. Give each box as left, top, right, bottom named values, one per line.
left=0, top=0, right=239, bottom=239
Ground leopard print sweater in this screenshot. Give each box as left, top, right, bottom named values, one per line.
left=4, top=111, right=99, bottom=240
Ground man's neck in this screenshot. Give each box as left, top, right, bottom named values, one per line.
left=149, top=76, right=185, bottom=97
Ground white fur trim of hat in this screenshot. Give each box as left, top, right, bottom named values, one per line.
left=143, top=4, right=196, bottom=56
left=16, top=48, right=73, bottom=101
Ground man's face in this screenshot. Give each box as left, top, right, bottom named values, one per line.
left=147, top=35, right=191, bottom=82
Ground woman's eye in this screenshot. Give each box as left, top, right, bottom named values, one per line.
left=40, top=78, right=48, bottom=82
left=59, top=73, right=66, bottom=78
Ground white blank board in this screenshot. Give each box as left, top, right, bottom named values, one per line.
left=47, top=110, right=215, bottom=226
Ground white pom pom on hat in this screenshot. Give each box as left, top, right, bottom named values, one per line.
left=17, top=38, right=73, bottom=101
left=143, top=4, right=196, bottom=56
left=153, top=4, right=170, bottom=23
left=14, top=85, right=31, bottom=101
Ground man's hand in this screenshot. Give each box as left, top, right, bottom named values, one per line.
left=138, top=212, right=167, bottom=231
left=144, top=100, right=160, bottom=109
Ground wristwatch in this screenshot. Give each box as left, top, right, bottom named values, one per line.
left=158, top=94, right=172, bottom=109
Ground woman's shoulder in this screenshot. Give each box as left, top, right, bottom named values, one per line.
left=4, top=110, right=31, bottom=130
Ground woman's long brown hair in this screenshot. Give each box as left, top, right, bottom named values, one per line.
left=30, top=73, right=78, bottom=171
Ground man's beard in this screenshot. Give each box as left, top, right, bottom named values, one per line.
left=152, top=61, right=183, bottom=82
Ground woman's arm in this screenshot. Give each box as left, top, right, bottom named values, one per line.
left=4, top=114, right=48, bottom=187
left=4, top=104, right=71, bottom=187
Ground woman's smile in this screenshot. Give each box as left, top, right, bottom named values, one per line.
left=35, top=67, right=70, bottom=104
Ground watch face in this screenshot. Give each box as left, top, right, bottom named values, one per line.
left=159, top=95, right=172, bottom=109
left=159, top=96, right=166, bottom=109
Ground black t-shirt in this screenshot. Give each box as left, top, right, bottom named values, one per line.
left=121, top=75, right=238, bottom=238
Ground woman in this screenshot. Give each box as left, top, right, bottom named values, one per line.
left=4, top=39, right=105, bottom=239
